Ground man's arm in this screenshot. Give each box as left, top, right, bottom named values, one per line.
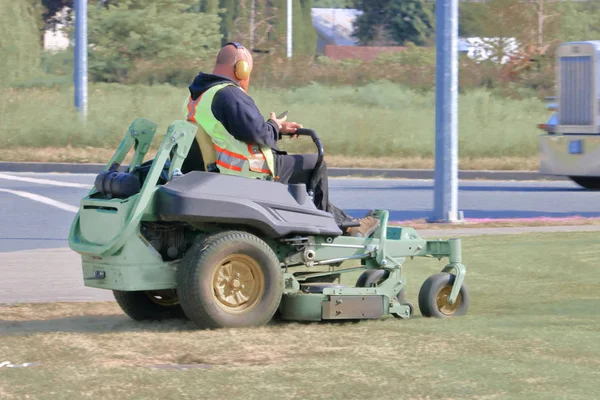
left=211, top=86, right=280, bottom=148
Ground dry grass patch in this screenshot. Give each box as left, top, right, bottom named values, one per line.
left=1, top=232, right=600, bottom=399
left=0, top=147, right=539, bottom=171
left=396, top=217, right=600, bottom=230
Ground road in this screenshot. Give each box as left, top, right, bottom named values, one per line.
left=2, top=172, right=600, bottom=253
left=2, top=172, right=600, bottom=304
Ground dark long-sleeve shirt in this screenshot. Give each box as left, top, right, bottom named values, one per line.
left=188, top=72, right=282, bottom=152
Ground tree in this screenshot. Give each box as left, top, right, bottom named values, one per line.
left=352, top=0, right=434, bottom=46
left=85, top=0, right=222, bottom=82
left=558, top=0, right=600, bottom=42
left=200, top=0, right=218, bottom=12
left=0, top=0, right=42, bottom=85
left=40, top=0, right=71, bottom=30
left=219, top=0, right=236, bottom=44
left=216, top=0, right=316, bottom=56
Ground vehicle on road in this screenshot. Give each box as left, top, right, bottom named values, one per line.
left=538, top=41, right=600, bottom=189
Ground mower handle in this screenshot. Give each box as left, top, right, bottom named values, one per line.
left=281, top=128, right=323, bottom=195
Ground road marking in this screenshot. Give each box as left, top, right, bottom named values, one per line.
left=0, top=173, right=91, bottom=189
left=0, top=188, right=78, bottom=213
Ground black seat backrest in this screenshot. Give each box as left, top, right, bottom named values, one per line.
left=180, top=138, right=206, bottom=174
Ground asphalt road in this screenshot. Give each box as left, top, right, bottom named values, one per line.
left=2, top=172, right=600, bottom=304
left=2, top=172, right=600, bottom=253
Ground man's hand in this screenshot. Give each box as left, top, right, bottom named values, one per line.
left=269, top=112, right=303, bottom=138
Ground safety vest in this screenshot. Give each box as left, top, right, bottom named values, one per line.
left=185, top=83, right=275, bottom=179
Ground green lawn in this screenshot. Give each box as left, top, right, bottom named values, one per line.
left=2, top=232, right=599, bottom=399
left=0, top=82, right=548, bottom=162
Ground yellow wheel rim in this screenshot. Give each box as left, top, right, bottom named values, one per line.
left=146, top=290, right=179, bottom=306
left=436, top=285, right=462, bottom=316
left=211, top=254, right=265, bottom=314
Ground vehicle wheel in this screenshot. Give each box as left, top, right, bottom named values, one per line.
left=177, top=231, right=283, bottom=329
left=418, top=273, right=469, bottom=318
left=113, top=289, right=186, bottom=320
left=569, top=176, right=600, bottom=190
left=355, top=269, right=405, bottom=302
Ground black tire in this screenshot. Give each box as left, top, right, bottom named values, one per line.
left=113, top=290, right=186, bottom=320
left=569, top=176, right=600, bottom=190
left=355, top=269, right=405, bottom=302
left=418, top=273, right=469, bottom=318
left=177, top=231, right=283, bottom=329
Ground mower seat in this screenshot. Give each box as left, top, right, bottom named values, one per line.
left=181, top=125, right=217, bottom=174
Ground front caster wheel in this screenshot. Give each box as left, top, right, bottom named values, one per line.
left=418, top=273, right=469, bottom=318
left=177, top=231, right=283, bottom=329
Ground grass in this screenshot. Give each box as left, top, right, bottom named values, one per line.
left=1, top=232, right=600, bottom=399
left=0, top=147, right=540, bottom=171
left=0, top=82, right=549, bottom=169
left=397, top=217, right=600, bottom=229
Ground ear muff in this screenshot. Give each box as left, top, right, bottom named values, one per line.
left=234, top=60, right=251, bottom=80
left=224, top=42, right=251, bottom=81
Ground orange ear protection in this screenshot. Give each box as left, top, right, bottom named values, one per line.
left=226, top=42, right=251, bottom=81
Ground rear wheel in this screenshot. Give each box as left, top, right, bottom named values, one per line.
left=569, top=176, right=600, bottom=190
left=113, top=290, right=186, bottom=320
left=177, top=231, right=283, bottom=329
left=418, top=273, right=469, bottom=318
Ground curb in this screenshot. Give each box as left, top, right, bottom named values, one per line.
left=0, top=161, right=566, bottom=181
left=326, top=168, right=566, bottom=181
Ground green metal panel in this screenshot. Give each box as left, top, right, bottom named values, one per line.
left=105, top=118, right=158, bottom=175
left=82, top=261, right=177, bottom=291
left=78, top=196, right=136, bottom=245
left=69, top=120, right=197, bottom=257
left=279, top=293, right=325, bottom=321
left=80, top=233, right=177, bottom=291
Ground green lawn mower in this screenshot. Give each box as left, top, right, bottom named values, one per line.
left=68, top=118, right=469, bottom=328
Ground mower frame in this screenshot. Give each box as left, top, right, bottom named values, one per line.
left=68, top=118, right=468, bottom=325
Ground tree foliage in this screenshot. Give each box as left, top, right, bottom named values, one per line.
left=85, top=0, right=221, bottom=82
left=217, top=0, right=316, bottom=56
left=40, top=0, right=71, bottom=29
left=0, top=0, right=42, bottom=86
left=558, top=0, right=600, bottom=42
left=352, top=0, right=434, bottom=46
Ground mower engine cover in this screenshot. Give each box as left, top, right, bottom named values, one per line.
left=155, top=171, right=343, bottom=238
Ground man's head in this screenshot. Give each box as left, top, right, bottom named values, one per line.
left=213, top=42, right=253, bottom=92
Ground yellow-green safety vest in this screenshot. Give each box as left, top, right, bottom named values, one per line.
left=185, top=83, right=275, bottom=179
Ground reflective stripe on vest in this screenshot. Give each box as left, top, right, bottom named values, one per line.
left=186, top=96, right=201, bottom=123
left=185, top=83, right=275, bottom=178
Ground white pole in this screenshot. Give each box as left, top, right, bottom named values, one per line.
left=287, top=0, right=292, bottom=59
left=74, top=0, right=88, bottom=121
left=432, top=0, right=459, bottom=222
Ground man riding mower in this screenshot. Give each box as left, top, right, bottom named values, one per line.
left=181, top=41, right=379, bottom=238
left=67, top=43, right=470, bottom=329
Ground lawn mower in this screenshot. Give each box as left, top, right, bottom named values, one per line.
left=68, top=118, right=469, bottom=328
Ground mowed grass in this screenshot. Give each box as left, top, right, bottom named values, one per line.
left=0, top=82, right=548, bottom=165
left=1, top=232, right=600, bottom=399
